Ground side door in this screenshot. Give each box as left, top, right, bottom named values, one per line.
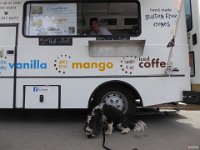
left=0, top=25, right=17, bottom=108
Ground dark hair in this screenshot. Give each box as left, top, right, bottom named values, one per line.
left=90, top=17, right=98, bottom=25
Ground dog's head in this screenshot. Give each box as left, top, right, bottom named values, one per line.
left=84, top=106, right=102, bottom=138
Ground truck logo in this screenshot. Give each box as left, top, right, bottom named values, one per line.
left=0, top=61, right=7, bottom=74
left=9, top=60, right=47, bottom=69
left=0, top=66, right=6, bottom=70
left=33, top=87, right=39, bottom=92
left=72, top=62, right=113, bottom=72
left=54, top=55, right=71, bottom=74
left=120, top=56, right=167, bottom=75
left=138, top=57, right=166, bottom=68
left=120, top=57, right=136, bottom=75
left=33, top=86, right=48, bottom=92
left=54, top=54, right=114, bottom=73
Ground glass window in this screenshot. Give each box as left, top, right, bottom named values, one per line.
left=23, top=1, right=140, bottom=37
left=24, top=3, right=77, bottom=36
left=99, top=19, right=117, bottom=26
left=184, top=0, right=193, bottom=31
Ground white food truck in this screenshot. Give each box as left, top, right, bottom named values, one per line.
left=0, top=0, right=191, bottom=114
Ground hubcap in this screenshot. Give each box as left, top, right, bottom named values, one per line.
left=101, top=91, right=128, bottom=113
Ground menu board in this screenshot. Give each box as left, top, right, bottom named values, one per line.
left=28, top=3, right=77, bottom=36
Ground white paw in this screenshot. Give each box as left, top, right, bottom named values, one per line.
left=134, top=120, right=147, bottom=132
left=121, top=128, right=130, bottom=134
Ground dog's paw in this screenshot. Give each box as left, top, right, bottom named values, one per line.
left=121, top=128, right=131, bottom=134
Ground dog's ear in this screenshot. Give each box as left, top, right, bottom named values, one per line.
left=83, top=115, right=90, bottom=131
left=83, top=123, right=87, bottom=131
left=83, top=113, right=92, bottom=131
left=94, top=108, right=102, bottom=119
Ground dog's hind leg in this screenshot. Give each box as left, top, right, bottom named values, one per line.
left=105, top=122, right=113, bottom=135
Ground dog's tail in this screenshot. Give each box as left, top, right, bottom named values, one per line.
left=129, top=120, right=147, bottom=132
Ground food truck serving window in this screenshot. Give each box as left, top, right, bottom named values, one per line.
left=23, top=1, right=141, bottom=37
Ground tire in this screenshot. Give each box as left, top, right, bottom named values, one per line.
left=92, top=84, right=136, bottom=115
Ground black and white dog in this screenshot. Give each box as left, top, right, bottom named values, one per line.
left=84, top=103, right=147, bottom=138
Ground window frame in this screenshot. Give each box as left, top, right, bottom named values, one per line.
left=23, top=0, right=141, bottom=38
left=189, top=51, right=195, bottom=77
left=184, top=0, right=193, bottom=32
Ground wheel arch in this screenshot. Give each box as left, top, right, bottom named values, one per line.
left=88, top=80, right=143, bottom=109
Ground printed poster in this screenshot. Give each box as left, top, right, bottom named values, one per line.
left=28, top=3, right=77, bottom=36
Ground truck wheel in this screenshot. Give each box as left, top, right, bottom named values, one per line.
left=93, top=85, right=136, bottom=115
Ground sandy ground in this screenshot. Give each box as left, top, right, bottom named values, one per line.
left=151, top=102, right=200, bottom=111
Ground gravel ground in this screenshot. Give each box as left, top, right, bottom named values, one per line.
left=0, top=109, right=199, bottom=150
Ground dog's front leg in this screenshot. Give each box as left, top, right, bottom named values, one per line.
left=105, top=122, right=113, bottom=135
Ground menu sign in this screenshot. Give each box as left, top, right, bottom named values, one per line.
left=27, top=3, right=77, bottom=36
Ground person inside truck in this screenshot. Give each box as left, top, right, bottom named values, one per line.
left=90, top=17, right=112, bottom=35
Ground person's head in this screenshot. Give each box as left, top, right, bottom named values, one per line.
left=90, top=18, right=99, bottom=33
